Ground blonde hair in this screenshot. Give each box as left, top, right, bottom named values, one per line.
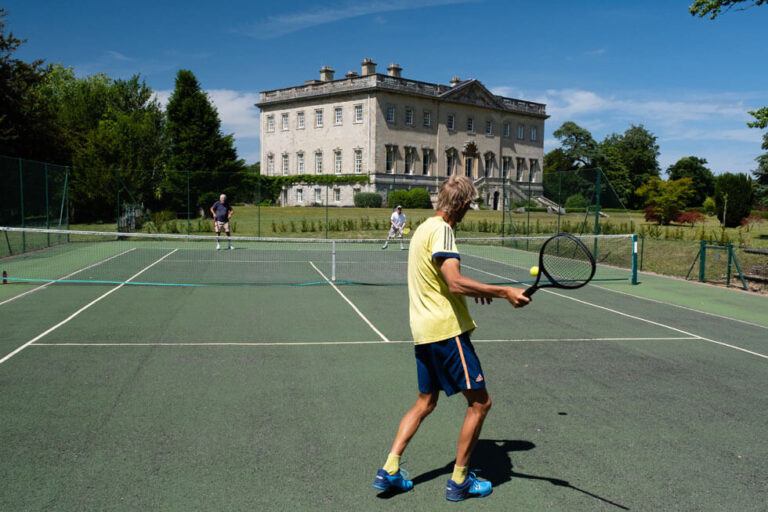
left=436, top=175, right=477, bottom=218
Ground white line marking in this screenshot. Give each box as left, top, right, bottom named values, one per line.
left=462, top=264, right=768, bottom=361
left=0, top=248, right=136, bottom=307
left=0, top=249, right=178, bottom=365
left=309, top=261, right=390, bottom=342
left=30, top=336, right=697, bottom=347
left=590, top=283, right=768, bottom=330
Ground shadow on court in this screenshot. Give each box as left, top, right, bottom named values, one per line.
left=377, top=439, right=629, bottom=509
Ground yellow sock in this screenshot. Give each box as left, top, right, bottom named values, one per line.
left=383, top=453, right=401, bottom=475
left=452, top=465, right=468, bottom=484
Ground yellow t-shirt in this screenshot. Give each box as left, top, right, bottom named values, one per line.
left=408, top=216, right=476, bottom=345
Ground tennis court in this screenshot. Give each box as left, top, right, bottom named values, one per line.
left=1, top=229, right=766, bottom=511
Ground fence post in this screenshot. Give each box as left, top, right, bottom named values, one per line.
left=45, top=163, right=50, bottom=247
left=325, top=183, right=329, bottom=239
left=593, top=168, right=602, bottom=256
left=632, top=234, right=638, bottom=285
left=726, top=242, right=733, bottom=287
left=698, top=240, right=707, bottom=282
left=186, top=169, right=191, bottom=235
left=18, top=158, right=25, bottom=252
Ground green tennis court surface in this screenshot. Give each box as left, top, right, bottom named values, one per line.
left=1, top=235, right=767, bottom=511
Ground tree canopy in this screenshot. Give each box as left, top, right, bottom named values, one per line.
left=666, top=156, right=715, bottom=207
left=689, top=0, right=766, bottom=18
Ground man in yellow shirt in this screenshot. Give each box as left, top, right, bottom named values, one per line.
left=373, top=175, right=530, bottom=501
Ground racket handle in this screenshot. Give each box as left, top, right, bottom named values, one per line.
left=522, top=286, right=537, bottom=298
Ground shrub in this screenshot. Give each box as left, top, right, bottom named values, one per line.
left=354, top=192, right=382, bottom=208
left=387, top=190, right=409, bottom=209
left=675, top=210, right=705, bottom=226
left=564, top=194, right=588, bottom=211
left=407, top=188, right=433, bottom=209
left=151, top=210, right=177, bottom=228
left=643, top=206, right=660, bottom=223
left=702, top=196, right=716, bottom=215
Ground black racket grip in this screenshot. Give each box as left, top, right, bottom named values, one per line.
left=522, top=285, right=537, bottom=298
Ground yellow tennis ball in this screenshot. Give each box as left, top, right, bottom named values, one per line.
left=530, top=266, right=539, bottom=276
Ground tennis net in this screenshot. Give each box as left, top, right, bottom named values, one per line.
left=0, top=227, right=637, bottom=287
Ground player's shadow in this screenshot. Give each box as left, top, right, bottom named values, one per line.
left=400, top=439, right=629, bottom=510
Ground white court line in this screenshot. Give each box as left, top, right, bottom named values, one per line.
left=0, top=249, right=178, bottom=365
left=590, top=283, right=768, bottom=330
left=0, top=248, right=136, bottom=307
left=463, top=264, right=768, bottom=361
left=309, top=261, right=390, bottom=342
left=30, top=336, right=698, bottom=347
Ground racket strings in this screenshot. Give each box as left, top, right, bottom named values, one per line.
left=541, top=240, right=594, bottom=287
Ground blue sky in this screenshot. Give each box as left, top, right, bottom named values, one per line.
left=6, top=0, right=768, bottom=174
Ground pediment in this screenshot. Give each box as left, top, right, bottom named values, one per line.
left=441, top=80, right=503, bottom=110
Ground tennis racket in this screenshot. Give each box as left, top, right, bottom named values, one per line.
left=523, top=233, right=596, bottom=298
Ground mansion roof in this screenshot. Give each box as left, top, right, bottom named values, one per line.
left=257, top=73, right=547, bottom=118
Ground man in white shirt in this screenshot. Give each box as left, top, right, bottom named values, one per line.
left=382, top=205, right=406, bottom=250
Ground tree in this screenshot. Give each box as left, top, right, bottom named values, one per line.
left=636, top=177, right=695, bottom=225
left=552, top=122, right=599, bottom=167
left=666, top=156, right=715, bottom=207
left=597, top=125, right=660, bottom=209
left=0, top=9, right=61, bottom=161
left=753, top=153, right=768, bottom=206
left=690, top=0, right=766, bottom=18
left=164, top=69, right=245, bottom=212
left=714, top=173, right=754, bottom=227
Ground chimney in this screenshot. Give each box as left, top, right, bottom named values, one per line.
left=387, top=63, right=402, bottom=78
left=319, top=66, right=335, bottom=82
left=361, top=58, right=377, bottom=76
left=345, top=70, right=359, bottom=79
left=450, top=76, right=461, bottom=87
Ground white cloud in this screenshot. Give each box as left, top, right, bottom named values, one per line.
left=106, top=50, right=133, bottom=62
left=241, top=0, right=481, bottom=39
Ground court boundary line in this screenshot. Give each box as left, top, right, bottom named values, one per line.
left=308, top=261, right=390, bottom=342
left=0, top=249, right=178, bottom=365
left=590, top=283, right=768, bottom=330
left=463, top=264, right=768, bottom=361
left=29, top=336, right=699, bottom=347
left=0, top=248, right=137, bottom=307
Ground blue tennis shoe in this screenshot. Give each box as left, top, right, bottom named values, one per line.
left=373, top=468, right=413, bottom=492
left=445, top=472, right=492, bottom=501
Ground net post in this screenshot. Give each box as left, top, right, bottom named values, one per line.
left=331, top=240, right=336, bottom=282
left=698, top=240, right=707, bottom=282
left=45, top=163, right=50, bottom=247
left=631, top=234, right=638, bottom=285
left=325, top=183, right=329, bottom=239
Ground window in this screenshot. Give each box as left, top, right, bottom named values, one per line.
left=297, top=111, right=305, bottom=129
left=266, top=115, right=275, bottom=132
left=405, top=108, right=414, bottom=126
left=334, top=107, right=343, bottom=125
left=267, top=155, right=274, bottom=175
left=465, top=156, right=474, bottom=177
left=422, top=150, right=431, bottom=175
left=484, top=154, right=493, bottom=177
left=485, top=120, right=493, bottom=136
left=447, top=152, right=455, bottom=176
left=354, top=150, right=363, bottom=174
left=423, top=111, right=431, bottom=127
left=404, top=148, right=413, bottom=174
left=504, top=122, right=511, bottom=137
left=314, top=189, right=322, bottom=203
left=502, top=157, right=511, bottom=179
left=281, top=113, right=289, bottom=131
left=386, top=106, right=395, bottom=124
left=334, top=151, right=342, bottom=174
left=467, top=117, right=474, bottom=132
left=530, top=126, right=537, bottom=141
left=447, top=114, right=455, bottom=131
left=517, top=124, right=525, bottom=140
left=315, top=109, right=324, bottom=127
left=282, top=154, right=289, bottom=175
left=315, top=152, right=323, bottom=174
left=386, top=146, right=395, bottom=173
left=297, top=189, right=303, bottom=202
left=297, top=153, right=304, bottom=173
left=516, top=158, right=526, bottom=180
left=354, top=104, right=363, bottom=123
left=334, top=189, right=341, bottom=202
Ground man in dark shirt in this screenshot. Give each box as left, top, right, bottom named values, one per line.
left=210, top=194, right=233, bottom=250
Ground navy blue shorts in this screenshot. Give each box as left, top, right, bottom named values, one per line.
left=414, top=332, right=486, bottom=397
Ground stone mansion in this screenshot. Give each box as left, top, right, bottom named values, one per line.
left=256, top=59, right=547, bottom=208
